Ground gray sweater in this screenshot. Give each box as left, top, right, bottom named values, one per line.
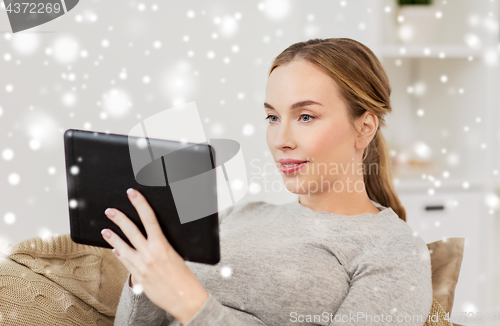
left=114, top=198, right=433, bottom=325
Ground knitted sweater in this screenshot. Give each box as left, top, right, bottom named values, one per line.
left=114, top=197, right=434, bottom=326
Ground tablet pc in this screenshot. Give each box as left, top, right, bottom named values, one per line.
left=63, top=129, right=220, bottom=265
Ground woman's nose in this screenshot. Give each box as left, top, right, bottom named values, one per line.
left=273, top=124, right=295, bottom=150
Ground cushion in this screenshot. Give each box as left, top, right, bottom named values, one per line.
left=423, top=298, right=453, bottom=326
left=426, top=237, right=465, bottom=316
left=0, top=234, right=128, bottom=325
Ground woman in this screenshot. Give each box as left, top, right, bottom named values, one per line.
left=104, top=38, right=433, bottom=325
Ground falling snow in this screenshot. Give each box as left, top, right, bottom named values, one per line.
left=0, top=3, right=498, bottom=314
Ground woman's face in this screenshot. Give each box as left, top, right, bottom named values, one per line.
left=265, top=59, right=362, bottom=196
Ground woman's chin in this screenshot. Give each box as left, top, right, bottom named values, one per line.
left=282, top=179, right=310, bottom=195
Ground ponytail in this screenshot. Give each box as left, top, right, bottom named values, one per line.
left=363, top=131, right=406, bottom=222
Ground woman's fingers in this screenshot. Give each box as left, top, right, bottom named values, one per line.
left=126, top=188, right=166, bottom=241
left=101, top=228, right=141, bottom=277
left=104, top=207, right=148, bottom=252
left=113, top=249, right=141, bottom=284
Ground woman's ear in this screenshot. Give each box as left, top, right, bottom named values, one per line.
left=355, top=112, right=378, bottom=149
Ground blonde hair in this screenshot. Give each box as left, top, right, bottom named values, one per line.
left=269, top=38, right=406, bottom=222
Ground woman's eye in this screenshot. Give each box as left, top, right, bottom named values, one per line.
left=265, top=114, right=315, bottom=124
left=300, top=114, right=314, bottom=123
left=265, top=115, right=278, bottom=123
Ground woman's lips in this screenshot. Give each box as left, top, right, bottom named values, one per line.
left=279, top=161, right=309, bottom=174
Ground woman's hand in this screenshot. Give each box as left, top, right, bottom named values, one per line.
left=101, top=187, right=209, bottom=325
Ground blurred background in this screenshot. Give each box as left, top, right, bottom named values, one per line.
left=0, top=0, right=499, bottom=323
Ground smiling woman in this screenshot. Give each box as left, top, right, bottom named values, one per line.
left=263, top=41, right=402, bottom=218
left=112, top=38, right=435, bottom=326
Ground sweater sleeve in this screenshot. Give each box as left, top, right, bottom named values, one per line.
left=114, top=203, right=250, bottom=326
left=113, top=273, right=268, bottom=326
left=113, top=273, right=175, bottom=326
left=182, top=292, right=268, bottom=326
left=330, top=235, right=433, bottom=326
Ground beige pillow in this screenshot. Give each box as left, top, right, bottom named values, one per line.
left=0, top=234, right=128, bottom=325
left=423, top=298, right=453, bottom=326
left=427, top=237, right=465, bottom=316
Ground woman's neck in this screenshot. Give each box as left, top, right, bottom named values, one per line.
left=298, top=192, right=380, bottom=216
